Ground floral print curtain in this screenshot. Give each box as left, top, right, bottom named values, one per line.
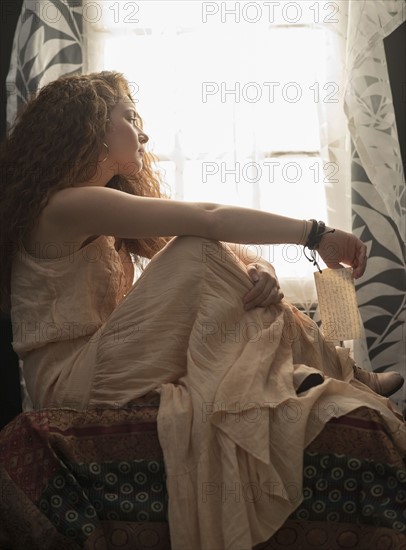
left=6, top=0, right=84, bottom=135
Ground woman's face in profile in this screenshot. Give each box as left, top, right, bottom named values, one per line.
left=103, top=97, right=149, bottom=178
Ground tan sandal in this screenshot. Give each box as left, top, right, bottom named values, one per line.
left=352, top=365, right=404, bottom=397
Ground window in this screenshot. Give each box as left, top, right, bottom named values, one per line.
left=85, top=0, right=339, bottom=303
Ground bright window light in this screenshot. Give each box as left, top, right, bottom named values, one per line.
left=91, top=1, right=334, bottom=302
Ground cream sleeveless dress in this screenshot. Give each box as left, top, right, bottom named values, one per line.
left=10, top=234, right=406, bottom=550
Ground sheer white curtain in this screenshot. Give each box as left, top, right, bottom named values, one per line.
left=83, top=0, right=353, bottom=306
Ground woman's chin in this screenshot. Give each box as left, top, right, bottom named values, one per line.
left=120, top=161, right=143, bottom=176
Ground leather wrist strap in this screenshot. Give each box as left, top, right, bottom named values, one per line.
left=303, top=219, right=336, bottom=273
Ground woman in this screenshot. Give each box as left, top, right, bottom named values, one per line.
left=0, top=71, right=404, bottom=549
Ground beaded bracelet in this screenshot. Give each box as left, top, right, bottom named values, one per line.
left=303, top=219, right=335, bottom=273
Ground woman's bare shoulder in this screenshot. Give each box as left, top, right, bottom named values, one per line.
left=22, top=188, right=96, bottom=259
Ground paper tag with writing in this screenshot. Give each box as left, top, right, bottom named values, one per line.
left=314, top=267, right=363, bottom=341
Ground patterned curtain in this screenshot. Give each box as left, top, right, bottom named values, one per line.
left=318, top=0, right=405, bottom=409
left=6, top=0, right=84, bottom=134
left=6, top=0, right=84, bottom=410
left=345, top=1, right=405, bottom=411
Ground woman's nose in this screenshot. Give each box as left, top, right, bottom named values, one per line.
left=139, top=131, right=149, bottom=144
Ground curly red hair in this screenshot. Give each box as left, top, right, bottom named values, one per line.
left=0, top=70, right=173, bottom=314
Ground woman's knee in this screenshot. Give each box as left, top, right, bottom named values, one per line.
left=161, top=235, right=224, bottom=263
left=149, top=235, right=243, bottom=282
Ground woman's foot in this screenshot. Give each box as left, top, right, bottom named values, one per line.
left=352, top=365, right=404, bottom=397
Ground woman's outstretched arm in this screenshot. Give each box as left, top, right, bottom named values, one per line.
left=45, top=186, right=366, bottom=278
left=45, top=186, right=310, bottom=245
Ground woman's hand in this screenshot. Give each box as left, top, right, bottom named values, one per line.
left=317, top=227, right=367, bottom=279
left=243, top=262, right=284, bottom=310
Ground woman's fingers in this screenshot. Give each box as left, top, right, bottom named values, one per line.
left=244, top=279, right=282, bottom=310
left=352, top=242, right=367, bottom=279
left=264, top=287, right=284, bottom=306
left=243, top=284, right=267, bottom=309
left=318, top=230, right=368, bottom=278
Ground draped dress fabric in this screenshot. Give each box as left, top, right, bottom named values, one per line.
left=10, top=233, right=406, bottom=550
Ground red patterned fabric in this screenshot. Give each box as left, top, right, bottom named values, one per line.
left=0, top=401, right=405, bottom=549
